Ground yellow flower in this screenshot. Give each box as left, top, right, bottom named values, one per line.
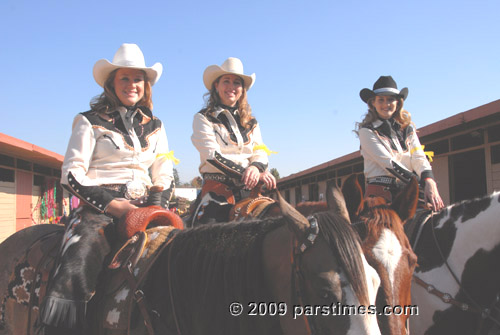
left=411, top=145, right=434, bottom=162
left=156, top=151, right=180, bottom=165
left=253, top=144, right=277, bottom=156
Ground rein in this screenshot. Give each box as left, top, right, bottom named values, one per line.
left=291, top=215, right=320, bottom=335
left=120, top=228, right=180, bottom=335
left=413, top=213, right=500, bottom=332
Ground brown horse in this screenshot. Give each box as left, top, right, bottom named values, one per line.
left=296, top=174, right=418, bottom=335
left=0, top=193, right=382, bottom=334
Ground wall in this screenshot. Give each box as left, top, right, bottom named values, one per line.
left=430, top=156, right=450, bottom=205
left=0, top=181, right=16, bottom=243
left=174, top=188, right=199, bottom=201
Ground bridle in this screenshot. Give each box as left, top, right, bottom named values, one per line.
left=412, top=212, right=500, bottom=334
left=291, top=215, right=321, bottom=335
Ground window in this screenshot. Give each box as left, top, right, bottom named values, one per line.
left=491, top=144, right=500, bottom=164
left=425, top=139, right=449, bottom=155
left=34, top=174, right=45, bottom=186
left=309, top=184, right=319, bottom=202
left=295, top=187, right=302, bottom=204
left=0, top=167, right=15, bottom=182
left=34, top=164, right=52, bottom=176
left=17, top=159, right=32, bottom=171
left=284, top=190, right=290, bottom=202
left=353, top=163, right=364, bottom=173
left=488, top=124, right=500, bottom=143
left=317, top=173, right=327, bottom=182
left=0, top=154, right=15, bottom=167
left=337, top=166, right=352, bottom=177
left=451, top=130, right=484, bottom=151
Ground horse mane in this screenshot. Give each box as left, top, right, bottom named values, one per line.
left=359, top=197, right=406, bottom=243
left=149, top=211, right=371, bottom=333
left=157, top=218, right=284, bottom=334
left=434, top=190, right=499, bottom=224
left=314, top=211, right=370, bottom=307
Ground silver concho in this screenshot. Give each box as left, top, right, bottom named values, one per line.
left=125, top=180, right=147, bottom=200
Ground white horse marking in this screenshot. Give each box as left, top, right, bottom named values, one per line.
left=346, top=254, right=382, bottom=335
left=372, top=228, right=402, bottom=297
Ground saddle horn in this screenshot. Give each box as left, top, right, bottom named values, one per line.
left=117, top=206, right=183, bottom=240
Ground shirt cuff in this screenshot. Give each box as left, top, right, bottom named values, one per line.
left=64, top=172, right=115, bottom=213
left=250, top=162, right=267, bottom=173
left=420, top=170, right=435, bottom=185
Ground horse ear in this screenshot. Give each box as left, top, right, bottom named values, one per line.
left=341, top=174, right=364, bottom=220
left=326, top=180, right=350, bottom=223
left=356, top=173, right=366, bottom=194
left=392, top=177, right=419, bottom=222
left=276, top=190, right=310, bottom=234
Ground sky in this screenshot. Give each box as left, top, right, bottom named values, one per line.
left=1, top=0, right=499, bottom=183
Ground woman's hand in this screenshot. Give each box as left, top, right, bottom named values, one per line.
left=259, top=170, right=277, bottom=190
left=242, top=165, right=261, bottom=189
left=424, top=178, right=444, bottom=211
left=105, top=198, right=138, bottom=219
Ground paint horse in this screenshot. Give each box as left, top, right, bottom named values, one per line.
left=0, top=192, right=382, bottom=334
left=406, top=190, right=500, bottom=335
left=296, top=174, right=418, bottom=335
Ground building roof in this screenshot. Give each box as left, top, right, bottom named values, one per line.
left=278, top=99, right=500, bottom=184
left=0, top=133, right=64, bottom=169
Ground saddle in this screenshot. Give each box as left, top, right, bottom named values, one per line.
left=116, top=206, right=184, bottom=240
left=95, top=226, right=178, bottom=334
left=0, top=228, right=61, bottom=334
left=0, top=207, right=182, bottom=335
left=229, top=185, right=276, bottom=221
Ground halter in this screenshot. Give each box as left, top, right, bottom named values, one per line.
left=291, top=215, right=320, bottom=335
left=413, top=212, right=500, bottom=333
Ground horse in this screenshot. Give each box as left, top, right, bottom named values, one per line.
left=0, top=191, right=382, bottom=334
left=295, top=173, right=419, bottom=335
left=405, top=190, right=500, bottom=335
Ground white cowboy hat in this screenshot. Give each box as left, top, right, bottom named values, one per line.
left=203, top=57, right=256, bottom=90
left=93, top=43, right=163, bottom=87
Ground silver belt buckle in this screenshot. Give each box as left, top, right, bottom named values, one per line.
left=125, top=180, right=146, bottom=200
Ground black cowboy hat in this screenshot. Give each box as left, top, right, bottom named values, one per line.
left=359, top=76, right=409, bottom=103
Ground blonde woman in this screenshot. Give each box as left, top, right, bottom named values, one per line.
left=356, top=76, right=444, bottom=211
left=40, top=44, right=174, bottom=333
left=191, top=57, right=276, bottom=225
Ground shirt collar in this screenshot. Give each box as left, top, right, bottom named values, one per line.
left=213, top=105, right=239, bottom=118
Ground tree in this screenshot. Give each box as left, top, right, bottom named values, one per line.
left=270, top=168, right=280, bottom=180
left=173, top=168, right=180, bottom=185
left=191, top=176, right=202, bottom=188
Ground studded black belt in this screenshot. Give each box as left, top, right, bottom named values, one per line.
left=366, top=176, right=397, bottom=186
left=100, top=180, right=148, bottom=200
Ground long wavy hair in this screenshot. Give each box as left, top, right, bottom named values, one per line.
left=355, top=96, right=412, bottom=135
left=202, top=76, right=255, bottom=128
left=90, top=69, right=153, bottom=113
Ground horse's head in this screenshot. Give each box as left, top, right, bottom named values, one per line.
left=342, top=174, right=418, bottom=335
left=262, top=190, right=381, bottom=335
